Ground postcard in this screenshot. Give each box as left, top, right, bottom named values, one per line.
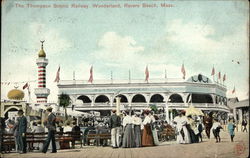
left=1, top=0, right=249, bottom=158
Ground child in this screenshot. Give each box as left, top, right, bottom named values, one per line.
left=227, top=119, right=236, bottom=142
left=211, top=119, right=223, bottom=143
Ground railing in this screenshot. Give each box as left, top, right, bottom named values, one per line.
left=58, top=78, right=186, bottom=85
left=74, top=102, right=229, bottom=109
left=58, top=78, right=227, bottom=89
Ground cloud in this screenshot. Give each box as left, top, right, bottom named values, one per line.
left=1, top=22, right=73, bottom=102
left=29, top=22, right=73, bottom=56
left=164, top=19, right=248, bottom=57
left=96, top=32, right=144, bottom=62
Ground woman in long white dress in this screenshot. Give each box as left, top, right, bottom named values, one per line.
left=173, top=111, right=191, bottom=144
left=180, top=111, right=191, bottom=144
left=173, top=113, right=184, bottom=144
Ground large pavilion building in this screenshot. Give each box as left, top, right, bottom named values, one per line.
left=58, top=74, right=230, bottom=121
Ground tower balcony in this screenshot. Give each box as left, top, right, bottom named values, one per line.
left=34, top=88, right=50, bottom=97
left=36, top=58, right=48, bottom=66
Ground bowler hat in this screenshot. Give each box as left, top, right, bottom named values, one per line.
left=46, top=106, right=53, bottom=110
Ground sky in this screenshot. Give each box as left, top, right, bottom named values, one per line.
left=1, top=0, right=249, bottom=103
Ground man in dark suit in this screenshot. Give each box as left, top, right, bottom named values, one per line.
left=0, top=117, right=6, bottom=153
left=17, top=109, right=27, bottom=154
left=42, top=107, right=57, bottom=153
left=109, top=109, right=121, bottom=148
left=71, top=122, right=81, bottom=148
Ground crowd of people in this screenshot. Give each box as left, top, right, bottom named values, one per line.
left=173, top=110, right=203, bottom=144
left=0, top=107, right=248, bottom=154
left=109, top=109, right=159, bottom=148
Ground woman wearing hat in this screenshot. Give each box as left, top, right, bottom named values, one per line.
left=173, top=110, right=191, bottom=144
left=142, top=110, right=154, bottom=147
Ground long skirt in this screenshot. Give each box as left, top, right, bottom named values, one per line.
left=142, top=124, right=154, bottom=147
left=152, top=129, right=159, bottom=145
left=134, top=125, right=142, bottom=147
left=183, top=126, right=191, bottom=144
left=122, top=124, right=134, bottom=148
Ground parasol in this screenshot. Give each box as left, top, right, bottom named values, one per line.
left=185, top=105, right=204, bottom=116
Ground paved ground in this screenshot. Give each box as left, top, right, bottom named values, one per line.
left=1, top=131, right=249, bottom=158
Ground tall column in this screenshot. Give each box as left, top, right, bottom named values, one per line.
left=116, top=97, right=121, bottom=115
left=146, top=94, right=150, bottom=107
left=233, top=108, right=237, bottom=121
left=91, top=95, right=94, bottom=107
left=164, top=94, right=170, bottom=123
left=128, top=94, right=132, bottom=107
left=165, top=101, right=169, bottom=123
left=170, top=110, right=173, bottom=122
left=34, top=41, right=50, bottom=103
left=238, top=109, right=243, bottom=123
left=110, top=96, right=113, bottom=107
left=38, top=65, right=46, bottom=88
left=212, top=94, right=216, bottom=106
left=183, top=93, right=188, bottom=107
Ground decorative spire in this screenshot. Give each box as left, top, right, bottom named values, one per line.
left=40, top=40, right=45, bottom=49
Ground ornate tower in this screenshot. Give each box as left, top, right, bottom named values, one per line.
left=34, top=41, right=50, bottom=103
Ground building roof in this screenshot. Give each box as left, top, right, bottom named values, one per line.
left=233, top=99, right=249, bottom=108
left=228, top=97, right=239, bottom=103
left=7, top=89, right=24, bottom=100
left=228, top=98, right=249, bottom=109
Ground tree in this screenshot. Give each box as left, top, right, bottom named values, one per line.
left=58, top=93, right=71, bottom=120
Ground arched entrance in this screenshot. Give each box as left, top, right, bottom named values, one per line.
left=132, top=94, right=146, bottom=103
left=150, top=94, right=164, bottom=103
left=95, top=95, right=110, bottom=103
left=113, top=94, right=128, bottom=103
left=77, top=95, right=91, bottom=103
left=168, top=94, right=184, bottom=103
left=4, top=107, right=19, bottom=120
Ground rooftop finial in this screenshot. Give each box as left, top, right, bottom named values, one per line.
left=40, top=40, right=45, bottom=49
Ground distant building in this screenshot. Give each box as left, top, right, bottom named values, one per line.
left=58, top=74, right=230, bottom=121
left=228, top=97, right=249, bottom=122
left=1, top=88, right=27, bottom=119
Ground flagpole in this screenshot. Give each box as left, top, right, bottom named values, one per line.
left=28, top=83, right=31, bottom=103
left=234, top=86, right=236, bottom=98
left=165, top=69, right=167, bottom=83
left=212, top=65, right=214, bottom=82
left=129, top=69, right=131, bottom=83
left=111, top=71, right=113, bottom=84
left=191, top=93, right=193, bottom=107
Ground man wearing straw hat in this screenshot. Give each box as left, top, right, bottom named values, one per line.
left=42, top=106, right=57, bottom=153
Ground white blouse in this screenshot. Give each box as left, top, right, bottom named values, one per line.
left=143, top=115, right=154, bottom=125
left=122, top=115, right=133, bottom=127
left=132, top=116, right=142, bottom=125
left=132, top=116, right=143, bottom=130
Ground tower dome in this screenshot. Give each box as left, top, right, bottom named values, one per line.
left=7, top=89, right=25, bottom=100
left=38, top=49, right=46, bottom=57
left=38, top=40, right=46, bottom=57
